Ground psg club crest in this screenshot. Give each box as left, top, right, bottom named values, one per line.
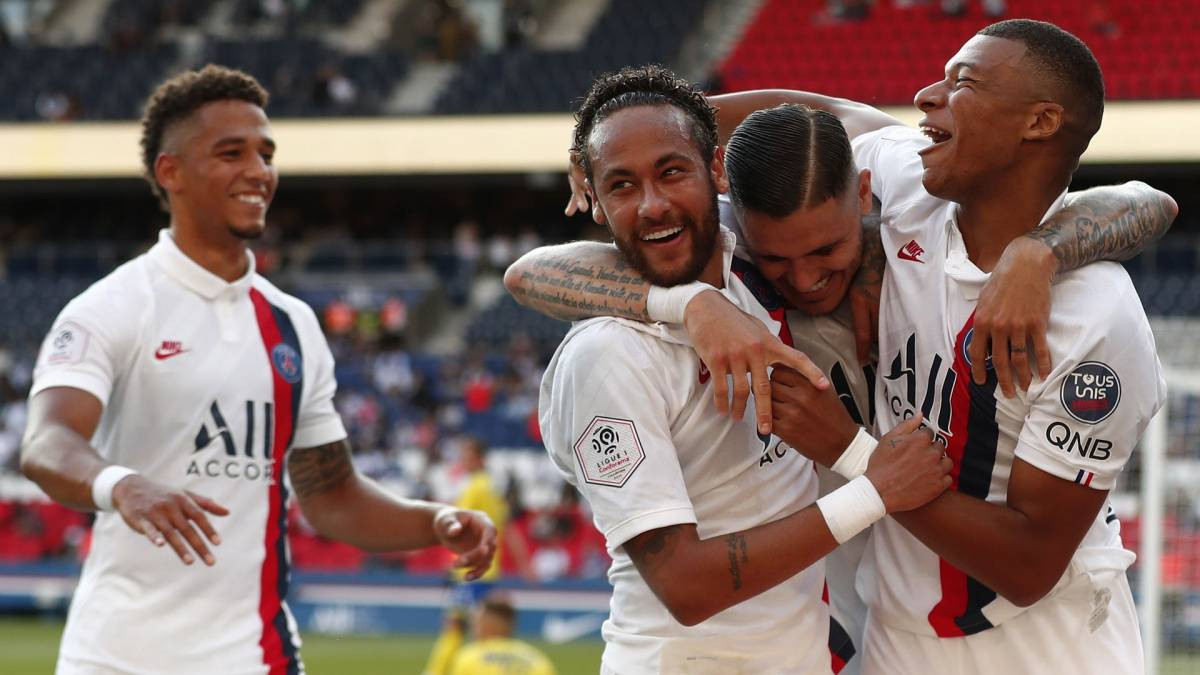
left=573, top=416, right=645, bottom=488
left=960, top=327, right=993, bottom=370
left=271, top=343, right=303, bottom=384
left=1060, top=361, right=1120, bottom=424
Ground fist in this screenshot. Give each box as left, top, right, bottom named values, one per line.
left=864, top=415, right=953, bottom=513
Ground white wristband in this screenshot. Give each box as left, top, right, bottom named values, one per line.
left=831, top=427, right=878, bottom=480
left=816, top=475, right=886, bottom=544
left=92, top=466, right=137, bottom=512
left=646, top=281, right=715, bottom=324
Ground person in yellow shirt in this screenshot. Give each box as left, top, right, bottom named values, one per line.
left=426, top=594, right=556, bottom=675
left=453, top=436, right=509, bottom=586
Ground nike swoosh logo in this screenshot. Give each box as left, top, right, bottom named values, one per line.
left=541, top=613, right=607, bottom=644
left=896, top=247, right=924, bottom=263
left=154, top=348, right=188, bottom=360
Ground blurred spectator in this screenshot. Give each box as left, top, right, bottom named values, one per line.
left=503, top=0, right=538, bottom=49
left=940, top=0, right=1005, bottom=17
left=35, top=91, right=80, bottom=122
left=829, top=0, right=871, bottom=21
left=1088, top=1, right=1121, bottom=38
left=312, top=65, right=358, bottom=110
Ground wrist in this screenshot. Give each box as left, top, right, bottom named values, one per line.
left=1020, top=233, right=1062, bottom=277
left=92, top=465, right=138, bottom=512
left=816, top=475, right=886, bottom=544
left=647, top=282, right=716, bottom=324
left=830, top=427, right=877, bottom=479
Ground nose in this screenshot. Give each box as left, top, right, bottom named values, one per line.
left=788, top=262, right=825, bottom=293
left=915, top=80, right=945, bottom=113
left=637, top=181, right=671, bottom=222
left=244, top=153, right=272, bottom=183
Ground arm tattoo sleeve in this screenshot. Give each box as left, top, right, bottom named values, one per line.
left=1025, top=182, right=1177, bottom=272
left=287, top=440, right=355, bottom=498
left=507, top=243, right=651, bottom=322
left=725, top=532, right=749, bottom=591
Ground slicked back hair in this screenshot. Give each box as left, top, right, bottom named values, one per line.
left=725, top=104, right=855, bottom=219
left=571, top=64, right=718, bottom=181
left=978, top=19, right=1104, bottom=156
left=139, top=65, right=269, bottom=210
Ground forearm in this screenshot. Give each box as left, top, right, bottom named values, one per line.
left=503, top=241, right=650, bottom=321
left=631, top=508, right=837, bottom=626
left=890, top=492, right=1067, bottom=606
left=708, top=90, right=897, bottom=143
left=298, top=474, right=444, bottom=552
left=1027, top=181, right=1179, bottom=273
left=19, top=424, right=108, bottom=510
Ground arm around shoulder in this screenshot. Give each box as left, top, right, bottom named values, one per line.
left=503, top=241, right=652, bottom=322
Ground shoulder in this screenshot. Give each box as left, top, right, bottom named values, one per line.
left=557, top=318, right=669, bottom=370
left=1050, top=263, right=1147, bottom=338
left=59, top=257, right=153, bottom=328
left=544, top=318, right=675, bottom=404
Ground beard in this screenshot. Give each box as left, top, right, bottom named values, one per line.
left=610, top=190, right=722, bottom=288
left=228, top=220, right=266, bottom=241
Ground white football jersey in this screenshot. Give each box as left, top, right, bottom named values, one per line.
left=33, top=230, right=347, bottom=674
left=851, top=126, right=1166, bottom=637
left=539, top=229, right=830, bottom=674
left=723, top=197, right=874, bottom=674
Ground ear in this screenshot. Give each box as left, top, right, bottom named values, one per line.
left=154, top=152, right=182, bottom=196
left=711, top=145, right=729, bottom=194
left=856, top=168, right=873, bottom=215
left=585, top=179, right=607, bottom=225
left=1023, top=102, right=1064, bottom=141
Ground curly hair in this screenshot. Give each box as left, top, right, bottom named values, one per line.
left=570, top=64, right=718, bottom=180
left=139, top=65, right=268, bottom=209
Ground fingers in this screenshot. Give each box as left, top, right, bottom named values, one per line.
left=895, top=412, right=925, bottom=434
left=989, top=330, right=1015, bottom=398
left=186, top=490, right=230, bottom=517
left=751, top=359, right=773, bottom=435
left=166, top=507, right=215, bottom=566
left=729, top=364, right=751, bottom=422
left=711, top=361, right=731, bottom=416
left=1032, top=330, right=1052, bottom=381
left=939, top=455, right=954, bottom=473
left=131, top=515, right=165, bottom=548
left=180, top=498, right=222, bottom=550
left=769, top=344, right=829, bottom=390
left=1008, top=331, right=1032, bottom=392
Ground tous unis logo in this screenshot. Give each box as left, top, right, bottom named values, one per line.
left=897, top=239, right=926, bottom=263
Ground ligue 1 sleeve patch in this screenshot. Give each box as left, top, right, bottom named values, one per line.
left=1060, top=361, right=1120, bottom=424
left=45, top=321, right=89, bottom=366
left=573, top=416, right=646, bottom=487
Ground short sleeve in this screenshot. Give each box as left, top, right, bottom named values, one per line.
left=1014, top=271, right=1166, bottom=490
left=850, top=125, right=930, bottom=218
left=542, top=321, right=696, bottom=549
left=291, top=304, right=348, bottom=448
left=31, top=283, right=136, bottom=406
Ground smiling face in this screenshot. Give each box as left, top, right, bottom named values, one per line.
left=158, top=99, right=278, bottom=243
left=913, top=35, right=1039, bottom=202
left=586, top=104, right=726, bottom=287
left=739, top=169, right=871, bottom=316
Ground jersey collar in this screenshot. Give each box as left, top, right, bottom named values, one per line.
left=147, top=229, right=256, bottom=300
left=945, top=190, right=1068, bottom=301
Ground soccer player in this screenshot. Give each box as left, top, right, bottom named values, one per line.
left=510, top=86, right=1173, bottom=675
left=19, top=65, right=497, bottom=674
left=428, top=593, right=557, bottom=675
left=539, top=65, right=952, bottom=674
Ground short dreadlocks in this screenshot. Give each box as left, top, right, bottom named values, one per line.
left=570, top=65, right=718, bottom=181
left=139, top=65, right=268, bottom=210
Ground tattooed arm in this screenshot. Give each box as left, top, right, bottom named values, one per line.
left=503, top=241, right=651, bottom=321
left=289, top=440, right=496, bottom=577
left=621, top=416, right=949, bottom=626
left=970, top=181, right=1178, bottom=395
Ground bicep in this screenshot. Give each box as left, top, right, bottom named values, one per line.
left=1007, top=458, right=1108, bottom=559
left=25, top=387, right=103, bottom=442
left=287, top=438, right=355, bottom=501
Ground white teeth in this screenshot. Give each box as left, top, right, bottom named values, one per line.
left=642, top=226, right=682, bottom=241
left=920, top=125, right=950, bottom=143
left=804, top=276, right=830, bottom=293
left=236, top=194, right=265, bottom=205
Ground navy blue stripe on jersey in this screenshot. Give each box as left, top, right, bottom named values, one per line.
left=267, top=301, right=304, bottom=449
left=828, top=615, right=856, bottom=673
left=730, top=256, right=788, bottom=311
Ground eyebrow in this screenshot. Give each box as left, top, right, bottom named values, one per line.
left=213, top=136, right=276, bottom=151
left=598, top=151, right=693, bottom=183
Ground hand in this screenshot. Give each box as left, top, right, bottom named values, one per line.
left=864, top=414, right=952, bottom=513
left=564, top=156, right=592, bottom=217
left=434, top=507, right=497, bottom=581
left=769, top=366, right=857, bottom=468
left=972, top=236, right=1058, bottom=397
left=112, top=475, right=229, bottom=566
left=683, top=290, right=829, bottom=434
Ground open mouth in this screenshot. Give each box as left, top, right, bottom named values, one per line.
left=235, top=193, right=268, bottom=207
left=802, top=275, right=831, bottom=293
left=641, top=226, right=684, bottom=245
left=919, top=124, right=952, bottom=146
